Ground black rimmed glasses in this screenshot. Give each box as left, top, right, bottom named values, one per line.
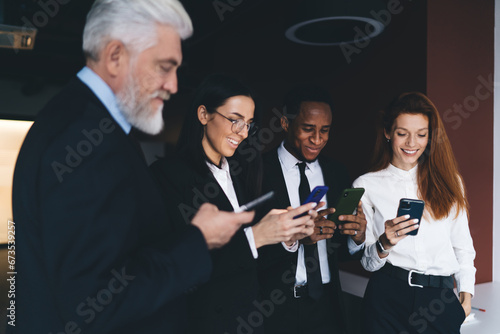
left=214, top=111, right=257, bottom=135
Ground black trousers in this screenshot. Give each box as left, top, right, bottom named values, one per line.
left=263, top=283, right=345, bottom=334
left=363, top=269, right=466, bottom=334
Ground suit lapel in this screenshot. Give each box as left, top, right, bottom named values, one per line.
left=319, top=156, right=349, bottom=275
left=319, top=157, right=342, bottom=209
left=200, top=171, right=235, bottom=212
left=231, top=170, right=248, bottom=208
left=262, top=148, right=301, bottom=268
left=264, top=149, right=291, bottom=208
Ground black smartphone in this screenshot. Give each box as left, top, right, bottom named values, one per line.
left=329, top=188, right=365, bottom=224
left=293, top=186, right=329, bottom=219
left=397, top=198, right=425, bottom=236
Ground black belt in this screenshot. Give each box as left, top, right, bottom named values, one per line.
left=293, top=283, right=331, bottom=298
left=381, top=263, right=454, bottom=289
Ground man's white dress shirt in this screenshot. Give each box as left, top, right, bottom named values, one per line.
left=278, top=142, right=364, bottom=285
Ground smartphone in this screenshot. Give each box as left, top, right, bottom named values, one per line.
left=293, top=186, right=329, bottom=219
left=234, top=191, right=275, bottom=213
left=397, top=198, right=425, bottom=236
left=329, top=188, right=365, bottom=224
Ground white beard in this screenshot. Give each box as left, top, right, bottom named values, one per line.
left=116, top=72, right=170, bottom=135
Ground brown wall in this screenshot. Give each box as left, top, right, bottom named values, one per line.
left=427, top=1, right=494, bottom=283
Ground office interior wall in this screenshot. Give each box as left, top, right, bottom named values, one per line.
left=427, top=0, right=494, bottom=283
left=494, top=0, right=500, bottom=282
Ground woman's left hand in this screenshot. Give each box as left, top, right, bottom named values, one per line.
left=459, top=292, right=472, bottom=317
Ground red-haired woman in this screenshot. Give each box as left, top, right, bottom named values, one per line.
left=353, top=92, right=476, bottom=333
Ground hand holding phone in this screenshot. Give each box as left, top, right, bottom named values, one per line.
left=329, top=188, right=365, bottom=224
left=397, top=198, right=424, bottom=236
left=293, top=186, right=329, bottom=219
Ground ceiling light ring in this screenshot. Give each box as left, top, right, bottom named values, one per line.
left=285, top=16, right=385, bottom=46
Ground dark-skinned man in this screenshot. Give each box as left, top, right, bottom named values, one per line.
left=258, top=85, right=367, bottom=334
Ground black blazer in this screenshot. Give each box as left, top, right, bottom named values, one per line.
left=10, top=78, right=212, bottom=334
left=258, top=147, right=363, bottom=332
left=150, top=156, right=263, bottom=334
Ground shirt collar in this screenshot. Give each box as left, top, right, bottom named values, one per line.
left=277, top=141, right=321, bottom=173
left=387, top=163, right=419, bottom=178
left=77, top=66, right=132, bottom=134
left=206, top=157, right=230, bottom=176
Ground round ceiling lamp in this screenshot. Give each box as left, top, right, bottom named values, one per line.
left=285, top=0, right=387, bottom=46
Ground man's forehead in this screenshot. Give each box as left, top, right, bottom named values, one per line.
left=297, top=103, right=332, bottom=122
left=299, top=101, right=331, bottom=112
left=151, top=25, right=183, bottom=58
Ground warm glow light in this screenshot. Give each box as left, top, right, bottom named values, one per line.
left=0, top=119, right=33, bottom=243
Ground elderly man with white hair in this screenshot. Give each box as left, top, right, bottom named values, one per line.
left=10, top=1, right=254, bottom=333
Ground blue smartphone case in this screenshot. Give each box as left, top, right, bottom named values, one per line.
left=294, top=186, right=329, bottom=219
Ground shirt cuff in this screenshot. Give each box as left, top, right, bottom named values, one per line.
left=281, top=240, right=299, bottom=252
left=455, top=273, right=476, bottom=297
left=361, top=243, right=387, bottom=272
left=244, top=227, right=259, bottom=259
left=348, top=237, right=365, bottom=255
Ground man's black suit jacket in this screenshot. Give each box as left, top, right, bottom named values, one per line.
left=10, top=78, right=212, bottom=334
left=150, top=157, right=263, bottom=334
left=258, top=147, right=363, bottom=332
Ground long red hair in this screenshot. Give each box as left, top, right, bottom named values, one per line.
left=370, top=92, right=469, bottom=220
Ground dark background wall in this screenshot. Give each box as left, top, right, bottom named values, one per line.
left=161, top=0, right=428, bottom=185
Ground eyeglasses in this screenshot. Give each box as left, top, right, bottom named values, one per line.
left=214, top=111, right=256, bottom=135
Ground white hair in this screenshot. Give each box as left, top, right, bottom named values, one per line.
left=82, top=0, right=192, bottom=61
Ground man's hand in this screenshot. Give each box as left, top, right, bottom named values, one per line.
left=338, top=201, right=367, bottom=245
left=301, top=207, right=337, bottom=245
left=191, top=203, right=254, bottom=249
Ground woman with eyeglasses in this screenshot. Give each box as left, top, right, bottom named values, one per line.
left=150, top=74, right=316, bottom=334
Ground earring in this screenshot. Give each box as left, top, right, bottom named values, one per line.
left=386, top=138, right=390, bottom=142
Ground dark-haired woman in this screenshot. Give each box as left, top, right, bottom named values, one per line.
left=150, top=74, right=316, bottom=334
left=353, top=92, right=475, bottom=334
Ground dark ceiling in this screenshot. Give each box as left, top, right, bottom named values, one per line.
left=1, top=0, right=292, bottom=83
left=0, top=0, right=412, bottom=90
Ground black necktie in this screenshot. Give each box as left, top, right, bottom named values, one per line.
left=297, top=162, right=323, bottom=300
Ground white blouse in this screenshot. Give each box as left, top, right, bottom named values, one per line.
left=207, top=158, right=258, bottom=259
left=352, top=164, right=476, bottom=295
